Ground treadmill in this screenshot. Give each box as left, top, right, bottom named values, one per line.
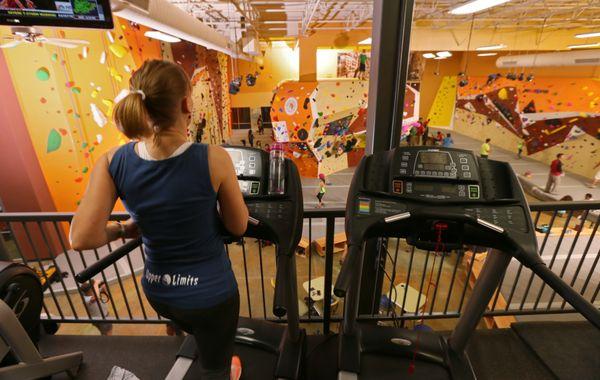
left=333, top=146, right=600, bottom=380
left=76, top=146, right=306, bottom=380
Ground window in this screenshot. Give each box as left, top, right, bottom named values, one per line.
left=231, top=107, right=251, bottom=129
left=260, top=107, right=272, bottom=128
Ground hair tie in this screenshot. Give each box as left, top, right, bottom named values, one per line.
left=132, top=89, right=146, bottom=100
left=114, top=88, right=146, bottom=103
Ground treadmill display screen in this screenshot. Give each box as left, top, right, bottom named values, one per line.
left=418, top=152, right=451, bottom=171
left=412, top=182, right=456, bottom=194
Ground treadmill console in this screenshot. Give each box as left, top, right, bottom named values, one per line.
left=351, top=146, right=537, bottom=256
left=226, top=147, right=266, bottom=197
left=223, top=147, right=303, bottom=250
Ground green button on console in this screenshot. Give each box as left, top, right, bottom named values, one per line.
left=468, top=185, right=480, bottom=199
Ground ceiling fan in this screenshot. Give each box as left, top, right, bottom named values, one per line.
left=0, top=26, right=89, bottom=49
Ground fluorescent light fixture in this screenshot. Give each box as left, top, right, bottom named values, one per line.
left=568, top=42, right=600, bottom=49
left=476, top=44, right=506, bottom=51
left=449, top=0, right=511, bottom=15
left=262, top=20, right=286, bottom=24
left=477, top=52, right=498, bottom=56
left=359, top=37, right=372, bottom=45
left=265, top=8, right=301, bottom=13
left=575, top=31, right=600, bottom=39
left=144, top=30, right=181, bottom=43
left=267, top=28, right=288, bottom=31
left=433, top=56, right=446, bottom=60
left=423, top=53, right=436, bottom=58
left=436, top=51, right=452, bottom=57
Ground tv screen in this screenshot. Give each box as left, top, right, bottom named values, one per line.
left=0, top=0, right=113, bottom=29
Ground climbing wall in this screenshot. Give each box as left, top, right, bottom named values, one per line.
left=0, top=19, right=232, bottom=210
left=427, top=75, right=457, bottom=128
left=454, top=76, right=600, bottom=178
left=270, top=79, right=420, bottom=177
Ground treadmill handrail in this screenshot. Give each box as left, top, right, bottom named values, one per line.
left=75, top=237, right=143, bottom=283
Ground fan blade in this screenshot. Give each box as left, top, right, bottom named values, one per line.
left=45, top=38, right=90, bottom=46
left=0, top=40, right=23, bottom=49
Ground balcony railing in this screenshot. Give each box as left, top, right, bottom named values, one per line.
left=0, top=201, right=598, bottom=334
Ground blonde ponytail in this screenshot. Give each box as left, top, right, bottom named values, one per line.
left=114, top=92, right=150, bottom=139
left=114, top=60, right=191, bottom=140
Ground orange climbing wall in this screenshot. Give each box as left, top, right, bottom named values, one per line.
left=1, top=18, right=233, bottom=211
left=454, top=76, right=600, bottom=178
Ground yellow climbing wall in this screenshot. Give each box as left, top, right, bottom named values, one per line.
left=427, top=76, right=457, bottom=128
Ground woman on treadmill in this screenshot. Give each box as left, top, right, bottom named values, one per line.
left=70, top=60, right=248, bottom=380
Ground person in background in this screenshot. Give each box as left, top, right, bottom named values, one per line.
left=416, top=117, right=424, bottom=145
left=354, top=49, right=368, bottom=80
left=264, top=143, right=270, bottom=153
left=442, top=133, right=454, bottom=148
left=79, top=279, right=113, bottom=336
left=545, top=153, right=564, bottom=194
left=256, top=141, right=262, bottom=149
left=434, top=131, right=444, bottom=146
left=247, top=129, right=254, bottom=148
left=587, top=162, right=600, bottom=188
left=517, top=139, right=524, bottom=159
left=480, top=138, right=491, bottom=158
left=408, top=125, right=417, bottom=146
left=422, top=119, right=430, bottom=146
left=316, top=178, right=326, bottom=208
left=241, top=139, right=247, bottom=147
left=257, top=114, right=263, bottom=135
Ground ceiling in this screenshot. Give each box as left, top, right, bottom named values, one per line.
left=166, top=0, right=600, bottom=42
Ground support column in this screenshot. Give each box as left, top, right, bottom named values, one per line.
left=359, top=0, right=415, bottom=316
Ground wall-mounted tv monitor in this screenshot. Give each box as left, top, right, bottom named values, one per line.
left=0, top=0, right=113, bottom=29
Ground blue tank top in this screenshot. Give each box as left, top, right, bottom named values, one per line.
left=108, top=142, right=237, bottom=309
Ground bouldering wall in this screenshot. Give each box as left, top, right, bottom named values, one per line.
left=0, top=19, right=232, bottom=211
left=270, top=79, right=419, bottom=177
left=427, top=75, right=457, bottom=128
left=453, top=76, right=600, bottom=178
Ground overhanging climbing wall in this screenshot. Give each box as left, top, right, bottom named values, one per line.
left=453, top=76, right=600, bottom=178
left=270, top=79, right=419, bottom=177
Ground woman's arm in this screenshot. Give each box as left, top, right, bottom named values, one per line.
left=70, top=150, right=128, bottom=250
left=209, top=145, right=249, bottom=236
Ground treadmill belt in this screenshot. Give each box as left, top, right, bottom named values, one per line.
left=511, top=321, right=600, bottom=380
left=38, top=335, right=185, bottom=380
left=467, top=328, right=554, bottom=380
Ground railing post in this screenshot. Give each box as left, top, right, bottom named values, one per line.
left=323, top=216, right=335, bottom=334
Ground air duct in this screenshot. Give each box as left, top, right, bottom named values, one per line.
left=111, top=0, right=244, bottom=58
left=496, top=50, right=600, bottom=68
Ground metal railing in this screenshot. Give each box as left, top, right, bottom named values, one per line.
left=0, top=201, right=598, bottom=334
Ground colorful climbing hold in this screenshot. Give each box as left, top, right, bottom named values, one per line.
left=36, top=67, right=50, bottom=81
left=65, top=81, right=75, bottom=88
left=71, top=87, right=81, bottom=94
left=47, top=129, right=61, bottom=153
left=109, top=43, right=127, bottom=58
left=51, top=53, right=58, bottom=62
left=82, top=167, right=89, bottom=174
left=40, top=97, right=47, bottom=104
left=58, top=128, right=68, bottom=136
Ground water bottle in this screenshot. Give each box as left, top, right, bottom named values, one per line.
left=268, top=143, right=285, bottom=195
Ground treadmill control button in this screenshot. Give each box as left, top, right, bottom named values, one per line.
left=399, top=169, right=407, bottom=174
left=401, top=162, right=408, bottom=168
left=468, top=185, right=480, bottom=199
left=460, top=158, right=468, bottom=164
left=461, top=165, right=469, bottom=171
left=249, top=156, right=255, bottom=161
left=392, top=180, right=403, bottom=195
left=464, top=172, right=472, bottom=178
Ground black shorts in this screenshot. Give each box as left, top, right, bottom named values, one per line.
left=317, top=193, right=324, bottom=202
left=359, top=63, right=366, bottom=71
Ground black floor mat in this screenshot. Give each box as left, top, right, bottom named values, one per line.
left=467, top=328, right=555, bottom=380
left=38, top=335, right=185, bottom=380
left=512, top=321, right=600, bottom=380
